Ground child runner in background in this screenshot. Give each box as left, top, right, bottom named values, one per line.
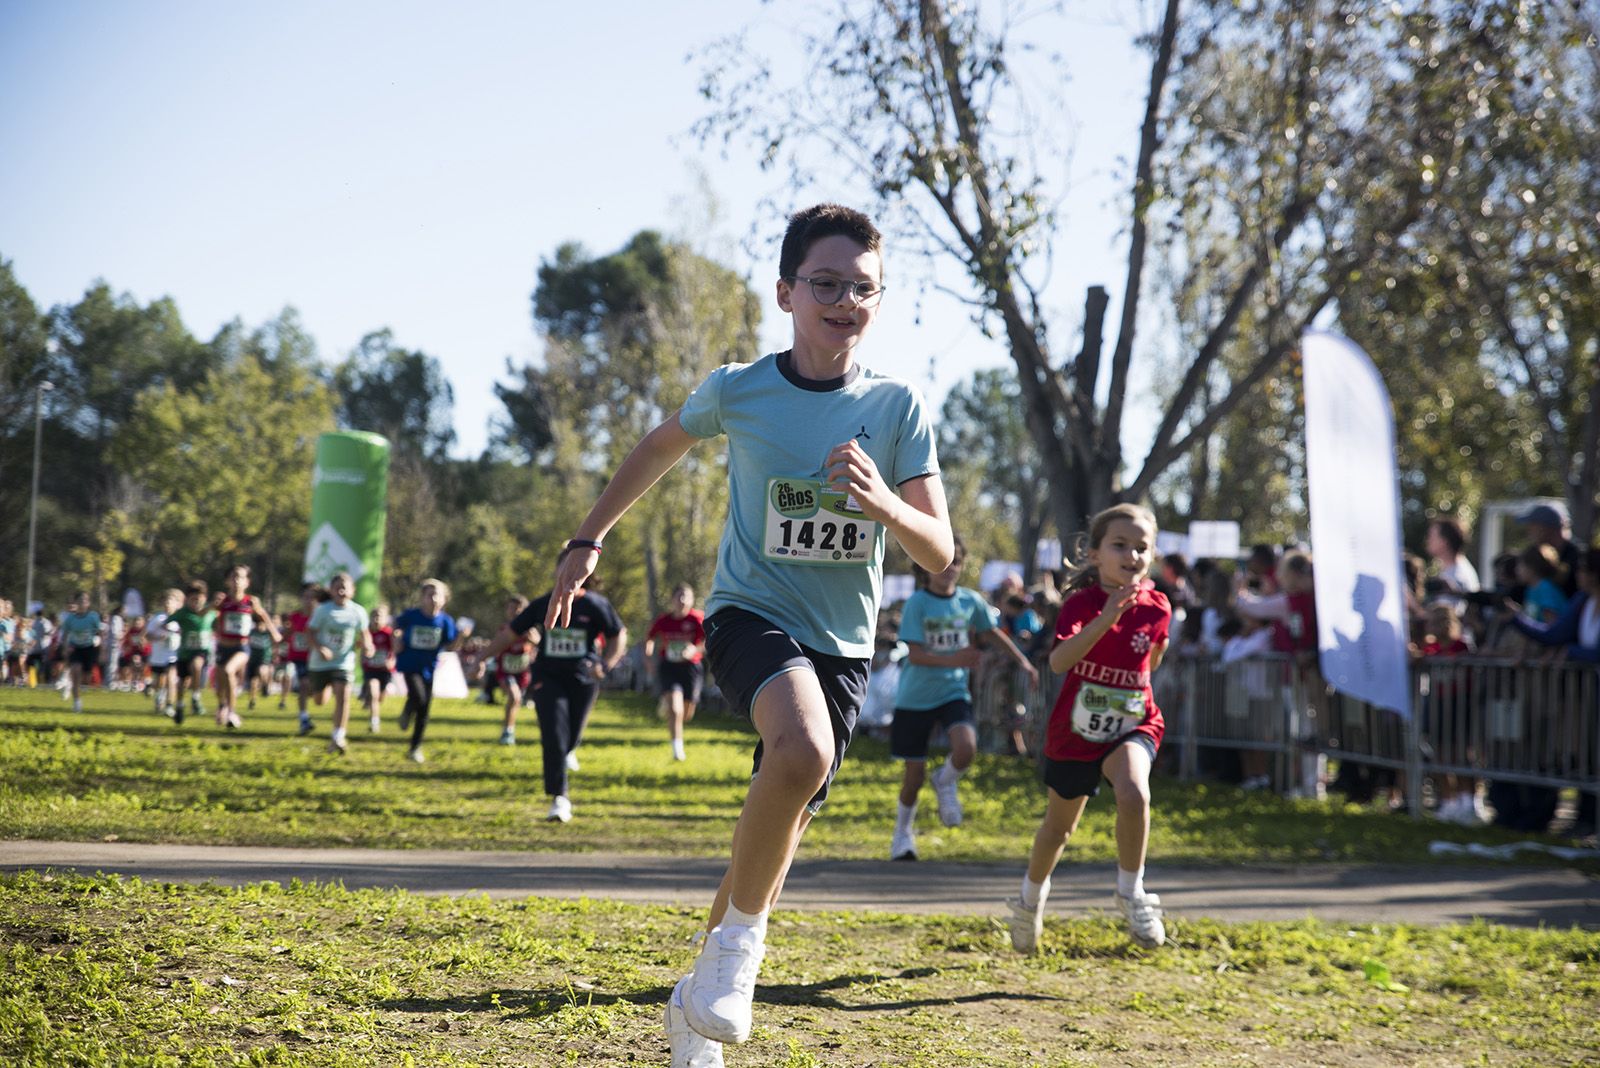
left=362, top=603, right=396, bottom=733
left=486, top=596, right=533, bottom=746
left=284, top=583, right=321, bottom=732
left=58, top=592, right=102, bottom=713
left=645, top=583, right=706, bottom=762
left=890, top=536, right=1037, bottom=861
left=542, top=204, right=952, bottom=1067
left=119, top=617, right=147, bottom=692
left=307, top=572, right=372, bottom=755
left=25, top=610, right=54, bottom=689
left=102, top=606, right=126, bottom=691
left=212, top=565, right=281, bottom=729
left=0, top=600, right=14, bottom=685
left=488, top=579, right=626, bottom=821
left=172, top=581, right=217, bottom=724
left=246, top=614, right=276, bottom=711
left=1007, top=503, right=1171, bottom=954
left=146, top=589, right=183, bottom=717
left=394, top=579, right=459, bottom=764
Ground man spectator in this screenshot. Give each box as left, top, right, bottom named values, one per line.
left=1519, top=503, right=1580, bottom=598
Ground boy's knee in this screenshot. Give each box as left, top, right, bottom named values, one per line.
left=1114, top=780, right=1150, bottom=809
left=764, top=733, right=833, bottom=793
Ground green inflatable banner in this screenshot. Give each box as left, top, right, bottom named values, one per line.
left=303, top=431, right=390, bottom=611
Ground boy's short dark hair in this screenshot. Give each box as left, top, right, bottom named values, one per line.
left=187, top=580, right=208, bottom=597
left=779, top=204, right=882, bottom=280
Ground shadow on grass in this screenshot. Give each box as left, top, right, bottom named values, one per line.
left=379, top=966, right=1065, bottom=1021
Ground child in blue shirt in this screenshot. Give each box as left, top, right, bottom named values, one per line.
left=889, top=536, right=1038, bottom=860
left=393, top=579, right=459, bottom=764
left=544, top=204, right=954, bottom=1066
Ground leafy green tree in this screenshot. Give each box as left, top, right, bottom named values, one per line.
left=112, top=345, right=336, bottom=594
left=937, top=368, right=1042, bottom=577
left=0, top=257, right=52, bottom=597
left=333, top=329, right=456, bottom=459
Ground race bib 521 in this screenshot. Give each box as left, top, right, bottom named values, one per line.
left=763, top=477, right=878, bottom=566
left=1071, top=682, right=1145, bottom=744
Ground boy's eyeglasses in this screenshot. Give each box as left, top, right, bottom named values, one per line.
left=787, top=275, right=885, bottom=307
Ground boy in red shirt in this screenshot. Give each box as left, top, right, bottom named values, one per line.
left=362, top=603, right=396, bottom=733
left=645, top=583, right=707, bottom=761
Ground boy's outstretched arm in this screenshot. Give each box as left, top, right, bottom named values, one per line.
left=547, top=412, right=699, bottom=628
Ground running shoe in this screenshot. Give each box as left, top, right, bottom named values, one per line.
left=932, top=762, right=963, bottom=827
left=1115, top=890, right=1166, bottom=948
left=297, top=715, right=314, bottom=737
left=890, top=826, right=917, bottom=861
left=499, top=728, right=515, bottom=747
left=1006, top=894, right=1045, bottom=955
left=666, top=975, right=724, bottom=1067
left=173, top=701, right=186, bottom=726
left=72, top=697, right=82, bottom=713
left=680, top=922, right=765, bottom=1044
left=565, top=750, right=580, bottom=771
left=327, top=737, right=348, bottom=756
left=226, top=710, right=243, bottom=730
left=672, top=738, right=687, bottom=762
left=546, top=795, right=572, bottom=823
left=368, top=713, right=381, bottom=734
left=408, top=747, right=425, bottom=764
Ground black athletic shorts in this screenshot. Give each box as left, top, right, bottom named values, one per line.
left=67, top=645, right=99, bottom=671
left=216, top=643, right=249, bottom=665
left=363, top=667, right=393, bottom=690
left=889, top=699, right=974, bottom=761
left=1041, top=732, right=1159, bottom=801
left=704, top=607, right=870, bottom=814
left=247, top=648, right=272, bottom=673
left=308, top=668, right=351, bottom=690
left=656, top=660, right=704, bottom=703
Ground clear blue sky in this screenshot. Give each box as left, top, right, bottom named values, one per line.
left=1, top=1, right=1152, bottom=460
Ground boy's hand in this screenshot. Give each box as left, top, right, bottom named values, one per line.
left=547, top=546, right=599, bottom=629
left=316, top=645, right=333, bottom=660
left=824, top=440, right=896, bottom=524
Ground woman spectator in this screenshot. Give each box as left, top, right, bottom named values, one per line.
left=1426, top=517, right=1480, bottom=599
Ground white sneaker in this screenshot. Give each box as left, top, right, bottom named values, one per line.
left=408, top=747, right=425, bottom=764
left=72, top=698, right=83, bottom=713
left=546, top=795, right=572, bottom=823
left=932, top=762, right=963, bottom=827
left=499, top=728, right=515, bottom=746
left=226, top=711, right=243, bottom=730
left=565, top=750, right=580, bottom=771
left=681, top=922, right=765, bottom=1044
left=369, top=714, right=381, bottom=733
left=672, top=738, right=687, bottom=762
left=890, top=826, right=917, bottom=861
left=1006, top=893, right=1045, bottom=955
left=1116, top=890, right=1166, bottom=948
left=666, top=975, right=725, bottom=1067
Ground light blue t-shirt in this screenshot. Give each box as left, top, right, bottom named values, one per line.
left=61, top=611, right=103, bottom=648
left=679, top=352, right=940, bottom=658
left=895, top=586, right=998, bottom=710
left=307, top=600, right=370, bottom=673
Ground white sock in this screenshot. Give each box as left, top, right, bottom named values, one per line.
left=896, top=801, right=917, bottom=833
left=722, top=903, right=768, bottom=938
left=942, top=760, right=967, bottom=781
left=331, top=727, right=347, bottom=745
left=671, top=737, right=686, bottom=759
left=1020, top=876, right=1049, bottom=909
left=1117, top=866, right=1145, bottom=898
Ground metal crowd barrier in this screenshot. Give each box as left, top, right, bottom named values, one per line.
left=971, top=650, right=1600, bottom=820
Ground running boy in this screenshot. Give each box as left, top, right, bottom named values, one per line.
left=284, top=583, right=321, bottom=732
left=171, top=581, right=216, bottom=723
left=146, top=589, right=183, bottom=717
left=307, top=572, right=372, bottom=755
left=246, top=615, right=276, bottom=711
left=486, top=596, right=534, bottom=746
left=486, top=580, right=626, bottom=821
left=393, top=579, right=459, bottom=763
left=645, top=583, right=707, bottom=762
left=889, top=536, right=1037, bottom=861
left=59, top=592, right=102, bottom=713
left=212, top=565, right=281, bottom=729
left=361, top=603, right=395, bottom=733
left=1007, top=503, right=1172, bottom=953
left=542, top=204, right=952, bottom=1066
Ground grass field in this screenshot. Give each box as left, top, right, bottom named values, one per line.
left=0, top=685, right=1590, bottom=868
left=2, top=871, right=1596, bottom=1067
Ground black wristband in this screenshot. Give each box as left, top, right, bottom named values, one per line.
left=564, top=539, right=603, bottom=554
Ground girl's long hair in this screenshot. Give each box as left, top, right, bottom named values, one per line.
left=1060, top=503, right=1158, bottom=595
left=912, top=533, right=966, bottom=589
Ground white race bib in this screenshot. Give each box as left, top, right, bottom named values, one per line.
left=408, top=625, right=442, bottom=651
left=664, top=640, right=692, bottom=663
left=763, top=477, right=879, bottom=566
left=500, top=651, right=531, bottom=673
left=1071, top=682, right=1145, bottom=744
left=221, top=611, right=252, bottom=638
left=922, top=617, right=970, bottom=654
left=544, top=627, right=587, bottom=658
left=291, top=631, right=311, bottom=652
